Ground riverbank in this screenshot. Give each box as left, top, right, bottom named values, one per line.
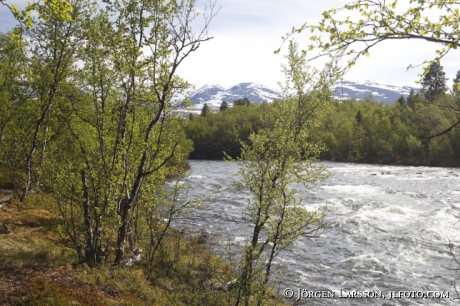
left=188, top=156, right=460, bottom=168
left=320, top=155, right=460, bottom=168
left=0, top=170, right=287, bottom=305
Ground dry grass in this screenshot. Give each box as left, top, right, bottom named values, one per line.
left=0, top=194, right=175, bottom=305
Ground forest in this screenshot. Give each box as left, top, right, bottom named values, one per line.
left=1, top=0, right=460, bottom=304
left=186, top=82, right=460, bottom=167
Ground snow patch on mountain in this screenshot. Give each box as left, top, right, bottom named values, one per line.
left=189, top=82, right=281, bottom=112
left=332, top=80, right=418, bottom=103
left=186, top=80, right=419, bottom=113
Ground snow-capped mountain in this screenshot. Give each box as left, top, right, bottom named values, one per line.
left=188, top=80, right=418, bottom=112
left=331, top=80, right=418, bottom=104
left=189, top=82, right=281, bottom=110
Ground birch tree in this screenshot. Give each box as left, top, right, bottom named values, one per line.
left=41, top=0, right=216, bottom=266
left=233, top=41, right=338, bottom=306
left=19, top=0, right=87, bottom=200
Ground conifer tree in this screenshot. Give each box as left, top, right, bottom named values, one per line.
left=201, top=103, right=209, bottom=116
left=396, top=95, right=406, bottom=107
left=219, top=101, right=229, bottom=111
left=355, top=110, right=363, bottom=124
left=421, top=62, right=447, bottom=102
left=407, top=90, right=416, bottom=108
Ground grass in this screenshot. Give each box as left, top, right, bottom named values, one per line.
left=0, top=173, right=288, bottom=305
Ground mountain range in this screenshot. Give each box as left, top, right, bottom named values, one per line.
left=189, top=83, right=280, bottom=109
left=187, top=80, right=419, bottom=112
left=330, top=80, right=418, bottom=103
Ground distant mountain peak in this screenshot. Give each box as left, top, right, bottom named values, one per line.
left=189, top=82, right=281, bottom=110
left=226, top=82, right=279, bottom=91
left=331, top=80, right=418, bottom=103
left=193, top=84, right=225, bottom=95
left=187, top=80, right=419, bottom=112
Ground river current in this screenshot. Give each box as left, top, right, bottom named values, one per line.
left=174, top=161, right=460, bottom=305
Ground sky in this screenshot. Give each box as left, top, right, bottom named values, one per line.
left=2, top=0, right=460, bottom=91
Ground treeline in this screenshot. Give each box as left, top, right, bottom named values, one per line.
left=186, top=101, right=273, bottom=159
left=185, top=93, right=460, bottom=166
left=312, top=94, right=460, bottom=166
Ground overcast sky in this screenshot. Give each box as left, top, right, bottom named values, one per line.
left=2, top=0, right=459, bottom=91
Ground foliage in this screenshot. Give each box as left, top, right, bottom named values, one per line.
left=355, top=109, right=363, bottom=124
left=397, top=95, right=406, bottom=107
left=0, top=0, right=217, bottom=269
left=181, top=97, right=194, bottom=108
left=317, top=96, right=460, bottom=165
left=421, top=61, right=447, bottom=101
left=233, top=98, right=251, bottom=106
left=282, top=0, right=460, bottom=75
left=185, top=93, right=460, bottom=166
left=230, top=41, right=335, bottom=306
left=281, top=0, right=460, bottom=137
left=201, top=103, right=211, bottom=117
left=0, top=31, right=25, bottom=137
left=220, top=100, right=229, bottom=111
left=2, top=0, right=73, bottom=30
left=454, top=70, right=460, bottom=94
left=185, top=102, right=272, bottom=159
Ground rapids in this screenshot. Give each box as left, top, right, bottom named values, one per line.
left=174, top=161, right=460, bottom=305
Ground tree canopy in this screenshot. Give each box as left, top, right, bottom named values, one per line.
left=1, top=0, right=73, bottom=30
left=283, top=0, right=460, bottom=75
left=233, top=97, right=251, bottom=106
left=284, top=0, right=460, bottom=137
left=453, top=69, right=460, bottom=93
left=219, top=100, right=229, bottom=111
left=0, top=0, right=217, bottom=268
left=421, top=61, right=447, bottom=101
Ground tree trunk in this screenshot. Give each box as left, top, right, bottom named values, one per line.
left=82, top=170, right=96, bottom=266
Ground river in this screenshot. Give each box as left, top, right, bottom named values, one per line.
left=173, top=160, right=460, bottom=305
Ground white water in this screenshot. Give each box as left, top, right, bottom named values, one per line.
left=175, top=161, right=460, bottom=305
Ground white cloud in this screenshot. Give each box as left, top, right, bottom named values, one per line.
left=180, top=0, right=460, bottom=90
left=2, top=0, right=459, bottom=89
